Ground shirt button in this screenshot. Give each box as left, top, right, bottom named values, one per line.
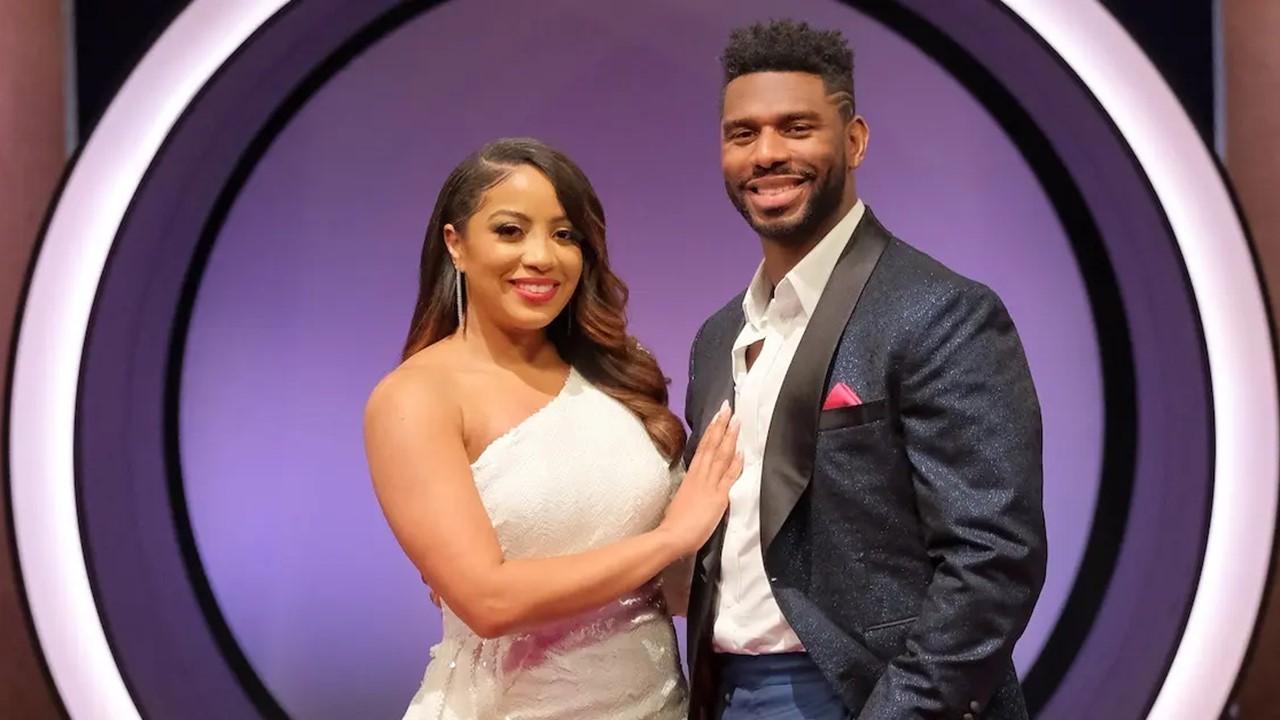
left=963, top=714, right=974, bottom=720
left=970, top=700, right=981, bottom=711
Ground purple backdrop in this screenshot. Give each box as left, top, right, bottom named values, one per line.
left=179, top=1, right=1102, bottom=717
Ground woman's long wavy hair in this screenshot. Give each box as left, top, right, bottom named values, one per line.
left=402, top=138, right=686, bottom=464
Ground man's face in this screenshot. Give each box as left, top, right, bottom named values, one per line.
left=721, top=71, right=861, bottom=244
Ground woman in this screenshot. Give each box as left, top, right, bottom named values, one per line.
left=364, top=138, right=741, bottom=720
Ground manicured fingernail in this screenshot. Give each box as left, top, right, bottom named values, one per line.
left=719, top=400, right=730, bottom=416
left=729, top=416, right=740, bottom=430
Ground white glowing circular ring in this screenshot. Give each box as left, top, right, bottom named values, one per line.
left=9, top=4, right=290, bottom=717
left=8, top=2, right=1275, bottom=719
left=1001, top=3, right=1278, bottom=717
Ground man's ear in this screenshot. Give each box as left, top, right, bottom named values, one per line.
left=847, top=115, right=869, bottom=170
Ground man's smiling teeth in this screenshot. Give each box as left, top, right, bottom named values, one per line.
left=756, top=184, right=799, bottom=195
left=750, top=178, right=806, bottom=194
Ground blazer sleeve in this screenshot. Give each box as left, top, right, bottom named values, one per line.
left=857, top=283, right=1047, bottom=719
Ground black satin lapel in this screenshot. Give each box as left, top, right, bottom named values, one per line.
left=687, top=307, right=743, bottom=676
left=688, top=513, right=726, bottom=674
left=759, top=210, right=891, bottom=554
left=697, top=514, right=728, bottom=584
left=699, top=354, right=737, bottom=442
left=689, top=310, right=742, bottom=582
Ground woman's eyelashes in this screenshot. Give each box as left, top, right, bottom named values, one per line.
left=489, top=223, right=580, bottom=244
left=552, top=227, right=581, bottom=244
left=494, top=223, right=523, bottom=238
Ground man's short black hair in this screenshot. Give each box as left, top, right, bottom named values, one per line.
left=720, top=19, right=855, bottom=117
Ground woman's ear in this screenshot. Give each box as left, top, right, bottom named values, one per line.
left=443, top=223, right=464, bottom=271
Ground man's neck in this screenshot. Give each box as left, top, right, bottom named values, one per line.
left=759, top=194, right=859, bottom=288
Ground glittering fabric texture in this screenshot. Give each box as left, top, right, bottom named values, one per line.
left=402, top=368, right=688, bottom=720
left=685, top=214, right=1046, bottom=720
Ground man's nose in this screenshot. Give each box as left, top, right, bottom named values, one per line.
left=751, top=128, right=788, bottom=170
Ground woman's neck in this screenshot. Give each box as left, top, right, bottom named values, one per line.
left=455, top=313, right=561, bottom=371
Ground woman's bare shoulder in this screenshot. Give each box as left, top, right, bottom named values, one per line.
left=365, top=342, right=471, bottom=430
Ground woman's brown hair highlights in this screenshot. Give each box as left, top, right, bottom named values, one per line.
left=402, top=138, right=686, bottom=463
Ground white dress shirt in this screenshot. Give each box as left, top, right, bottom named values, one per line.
left=713, top=200, right=866, bottom=655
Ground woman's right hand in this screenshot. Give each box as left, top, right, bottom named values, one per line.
left=658, top=401, right=743, bottom=556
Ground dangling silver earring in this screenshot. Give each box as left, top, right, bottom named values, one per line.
left=455, top=268, right=465, bottom=329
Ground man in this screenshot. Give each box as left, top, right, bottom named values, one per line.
left=683, top=20, right=1047, bottom=720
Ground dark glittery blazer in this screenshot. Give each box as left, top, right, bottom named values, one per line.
left=683, top=208, right=1047, bottom=720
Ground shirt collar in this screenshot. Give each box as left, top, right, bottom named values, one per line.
left=741, top=200, right=866, bottom=328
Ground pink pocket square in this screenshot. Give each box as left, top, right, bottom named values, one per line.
left=822, top=382, right=862, bottom=410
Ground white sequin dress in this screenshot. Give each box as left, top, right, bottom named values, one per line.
left=403, top=367, right=690, bottom=720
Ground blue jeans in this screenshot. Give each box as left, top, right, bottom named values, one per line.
left=717, top=653, right=850, bottom=720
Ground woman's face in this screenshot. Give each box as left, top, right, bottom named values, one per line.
left=445, top=164, right=585, bottom=335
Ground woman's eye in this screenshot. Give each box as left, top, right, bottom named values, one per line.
left=554, top=229, right=579, bottom=242
left=495, top=224, right=522, bottom=237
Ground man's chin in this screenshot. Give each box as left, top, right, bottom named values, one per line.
left=750, top=211, right=813, bottom=243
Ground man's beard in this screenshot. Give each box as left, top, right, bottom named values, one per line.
left=726, top=160, right=847, bottom=244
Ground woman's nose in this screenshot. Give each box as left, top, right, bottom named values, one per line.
left=521, top=234, right=555, bottom=270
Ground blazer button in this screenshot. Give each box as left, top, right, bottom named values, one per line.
left=962, top=714, right=974, bottom=720
left=970, top=700, right=981, bottom=711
